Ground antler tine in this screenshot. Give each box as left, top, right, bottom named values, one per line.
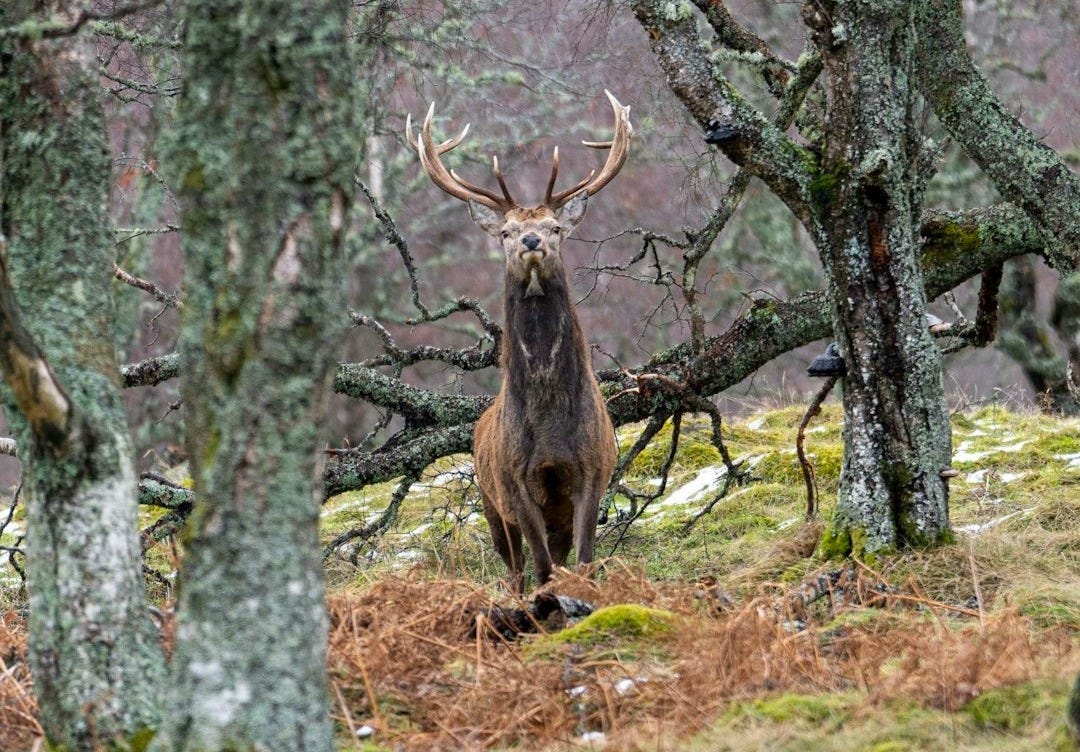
left=543, top=146, right=594, bottom=206
left=544, top=146, right=560, bottom=206
left=492, top=155, right=516, bottom=207
left=547, top=89, right=633, bottom=208
left=407, top=102, right=513, bottom=211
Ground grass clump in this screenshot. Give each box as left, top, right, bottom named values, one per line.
left=964, top=680, right=1063, bottom=732
left=751, top=692, right=854, bottom=724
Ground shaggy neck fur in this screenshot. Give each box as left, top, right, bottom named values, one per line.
left=501, top=263, right=591, bottom=421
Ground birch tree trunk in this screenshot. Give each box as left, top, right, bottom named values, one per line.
left=0, top=3, right=166, bottom=747
left=810, top=1, right=952, bottom=558
left=630, top=0, right=954, bottom=557
left=151, top=1, right=357, bottom=749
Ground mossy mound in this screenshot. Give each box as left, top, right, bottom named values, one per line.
left=524, top=603, right=678, bottom=659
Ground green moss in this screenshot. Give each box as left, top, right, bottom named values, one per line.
left=524, top=604, right=678, bottom=659
left=817, top=523, right=853, bottom=559
left=921, top=218, right=981, bottom=267
left=751, top=692, right=853, bottom=724
left=1014, top=588, right=1080, bottom=632
left=626, top=422, right=721, bottom=477
left=965, top=681, right=1064, bottom=732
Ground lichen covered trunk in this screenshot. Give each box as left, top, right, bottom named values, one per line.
left=153, top=1, right=357, bottom=749
left=0, top=2, right=167, bottom=746
left=914, top=0, right=1080, bottom=273
left=811, top=1, right=952, bottom=558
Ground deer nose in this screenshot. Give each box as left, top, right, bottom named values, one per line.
left=521, top=233, right=542, bottom=251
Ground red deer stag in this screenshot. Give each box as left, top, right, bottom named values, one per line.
left=406, top=91, right=632, bottom=591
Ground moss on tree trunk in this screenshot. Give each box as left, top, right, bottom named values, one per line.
left=0, top=2, right=167, bottom=747
left=151, top=1, right=358, bottom=749
left=812, top=0, right=952, bottom=558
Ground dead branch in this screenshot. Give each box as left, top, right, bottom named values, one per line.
left=797, top=375, right=838, bottom=519
left=113, top=264, right=181, bottom=309
left=323, top=472, right=420, bottom=562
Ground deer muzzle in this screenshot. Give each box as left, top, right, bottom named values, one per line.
left=519, top=249, right=545, bottom=267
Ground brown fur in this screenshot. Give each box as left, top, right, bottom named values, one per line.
left=470, top=196, right=617, bottom=592
left=406, top=94, right=631, bottom=591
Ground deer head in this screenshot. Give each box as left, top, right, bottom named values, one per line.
left=406, top=90, right=632, bottom=298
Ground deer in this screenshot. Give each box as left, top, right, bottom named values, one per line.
left=406, top=91, right=632, bottom=592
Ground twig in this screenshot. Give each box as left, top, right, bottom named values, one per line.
left=356, top=176, right=429, bottom=319
left=967, top=540, right=986, bottom=630
left=598, top=409, right=669, bottom=526
left=0, top=0, right=161, bottom=40
left=113, top=264, right=181, bottom=309
left=797, top=375, right=838, bottom=519
left=323, top=472, right=419, bottom=561
left=604, top=412, right=682, bottom=555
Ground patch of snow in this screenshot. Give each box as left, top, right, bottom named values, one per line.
left=955, top=508, right=1034, bottom=536
left=579, top=731, right=606, bottom=743
left=0, top=521, right=24, bottom=538
left=613, top=676, right=649, bottom=696
left=994, top=439, right=1033, bottom=453
left=953, top=439, right=1032, bottom=464
left=775, top=517, right=800, bottom=531
left=356, top=725, right=376, bottom=738
left=964, top=470, right=1027, bottom=484
left=1053, top=452, right=1080, bottom=468
left=737, top=453, right=769, bottom=470
left=418, top=465, right=472, bottom=488
left=653, top=466, right=727, bottom=509
left=964, top=469, right=987, bottom=484
left=746, top=416, right=767, bottom=430
left=567, top=685, right=588, bottom=698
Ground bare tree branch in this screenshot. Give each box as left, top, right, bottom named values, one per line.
left=0, top=1, right=162, bottom=40
left=630, top=0, right=817, bottom=224
left=915, top=0, right=1080, bottom=272
left=114, top=264, right=181, bottom=309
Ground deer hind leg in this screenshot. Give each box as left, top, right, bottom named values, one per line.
left=482, top=501, right=524, bottom=593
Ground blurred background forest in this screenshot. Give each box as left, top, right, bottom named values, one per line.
left=6, top=0, right=1074, bottom=486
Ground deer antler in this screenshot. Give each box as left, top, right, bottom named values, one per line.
left=545, top=90, right=633, bottom=208
left=405, top=103, right=515, bottom=211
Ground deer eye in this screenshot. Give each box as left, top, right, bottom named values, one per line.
left=551, top=226, right=562, bottom=235
left=501, top=230, right=511, bottom=239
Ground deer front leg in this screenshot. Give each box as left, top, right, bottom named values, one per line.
left=513, top=478, right=555, bottom=587
left=572, top=485, right=602, bottom=570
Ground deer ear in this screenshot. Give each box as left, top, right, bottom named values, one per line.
left=555, top=191, right=589, bottom=232
left=468, top=201, right=505, bottom=238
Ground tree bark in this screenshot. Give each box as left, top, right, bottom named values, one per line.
left=0, top=3, right=166, bottom=747
left=151, top=2, right=357, bottom=750
left=810, top=1, right=952, bottom=558
left=915, top=0, right=1080, bottom=273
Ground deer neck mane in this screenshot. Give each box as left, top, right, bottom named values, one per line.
left=501, top=265, right=590, bottom=411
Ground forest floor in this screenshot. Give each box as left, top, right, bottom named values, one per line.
left=2, top=403, right=1080, bottom=750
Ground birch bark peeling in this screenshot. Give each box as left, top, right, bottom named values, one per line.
left=0, top=240, right=71, bottom=447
